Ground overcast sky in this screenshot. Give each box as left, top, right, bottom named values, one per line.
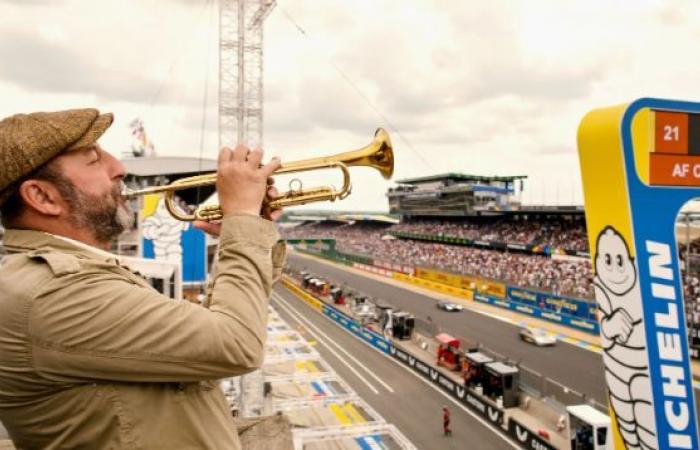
left=1, top=0, right=699, bottom=211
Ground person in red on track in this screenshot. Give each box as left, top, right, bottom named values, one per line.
left=443, top=406, right=451, bottom=437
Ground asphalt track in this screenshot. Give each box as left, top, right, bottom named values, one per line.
left=273, top=286, right=521, bottom=450
left=287, top=252, right=700, bottom=431
left=287, top=252, right=609, bottom=404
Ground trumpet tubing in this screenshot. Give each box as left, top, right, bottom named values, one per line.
left=123, top=128, right=394, bottom=222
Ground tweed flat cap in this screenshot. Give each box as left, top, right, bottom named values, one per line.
left=0, top=108, right=113, bottom=205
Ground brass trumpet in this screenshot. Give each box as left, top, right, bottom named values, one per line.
left=123, top=128, right=394, bottom=222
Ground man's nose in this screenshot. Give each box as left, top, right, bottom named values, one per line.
left=103, top=150, right=126, bottom=179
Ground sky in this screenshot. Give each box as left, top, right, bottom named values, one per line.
left=1, top=0, right=700, bottom=212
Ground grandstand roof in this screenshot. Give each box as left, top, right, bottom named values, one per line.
left=396, top=173, right=528, bottom=185
left=333, top=214, right=399, bottom=224
left=285, top=215, right=332, bottom=222
left=510, top=205, right=585, bottom=215
left=121, top=157, right=219, bottom=205
left=285, top=213, right=399, bottom=224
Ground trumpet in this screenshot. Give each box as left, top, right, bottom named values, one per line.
left=123, top=128, right=394, bottom=222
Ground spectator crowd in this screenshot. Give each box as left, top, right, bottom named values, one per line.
left=281, top=221, right=594, bottom=299
left=680, top=240, right=700, bottom=353
left=283, top=220, right=700, bottom=308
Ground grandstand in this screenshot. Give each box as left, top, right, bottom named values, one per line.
left=281, top=220, right=594, bottom=299
left=387, top=173, right=527, bottom=217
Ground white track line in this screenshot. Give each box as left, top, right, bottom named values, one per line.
left=273, top=292, right=394, bottom=393
left=275, top=288, right=521, bottom=450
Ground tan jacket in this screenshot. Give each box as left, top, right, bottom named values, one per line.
left=0, top=214, right=285, bottom=450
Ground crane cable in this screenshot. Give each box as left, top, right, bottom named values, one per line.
left=277, top=4, right=436, bottom=172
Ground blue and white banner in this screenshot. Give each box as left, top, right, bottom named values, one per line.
left=141, top=194, right=206, bottom=283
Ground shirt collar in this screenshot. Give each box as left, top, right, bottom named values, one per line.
left=48, top=233, right=118, bottom=261
left=2, top=228, right=119, bottom=264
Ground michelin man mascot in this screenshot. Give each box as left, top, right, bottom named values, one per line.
left=593, top=226, right=657, bottom=450
left=142, top=197, right=190, bottom=262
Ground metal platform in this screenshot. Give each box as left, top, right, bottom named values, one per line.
left=258, top=308, right=417, bottom=450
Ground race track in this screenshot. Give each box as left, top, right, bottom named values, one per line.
left=273, top=286, right=522, bottom=450
left=287, top=252, right=608, bottom=405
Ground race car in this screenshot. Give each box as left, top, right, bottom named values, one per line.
left=519, top=326, right=557, bottom=346
left=436, top=301, right=463, bottom=312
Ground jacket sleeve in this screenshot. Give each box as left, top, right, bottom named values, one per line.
left=271, top=241, right=287, bottom=283
left=27, top=214, right=279, bottom=383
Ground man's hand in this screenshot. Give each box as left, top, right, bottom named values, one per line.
left=262, top=178, right=283, bottom=221
left=217, top=144, right=281, bottom=217
left=194, top=178, right=283, bottom=237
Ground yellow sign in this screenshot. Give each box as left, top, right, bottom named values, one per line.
left=578, top=98, right=699, bottom=449
left=414, top=267, right=504, bottom=298
left=393, top=273, right=473, bottom=300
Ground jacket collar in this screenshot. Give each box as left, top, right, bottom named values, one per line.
left=2, top=228, right=119, bottom=264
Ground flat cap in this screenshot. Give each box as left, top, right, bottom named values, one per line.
left=0, top=108, right=113, bottom=205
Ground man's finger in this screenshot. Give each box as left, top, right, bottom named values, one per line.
left=231, top=143, right=249, bottom=162
left=193, top=220, right=222, bottom=237
left=261, top=156, right=281, bottom=177
left=247, top=148, right=264, bottom=167
left=269, top=208, right=284, bottom=222
left=218, top=147, right=233, bottom=166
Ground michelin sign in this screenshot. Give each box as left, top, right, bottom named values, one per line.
left=140, top=194, right=206, bottom=283
left=578, top=98, right=700, bottom=449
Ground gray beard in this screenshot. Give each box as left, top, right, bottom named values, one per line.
left=63, top=183, right=134, bottom=244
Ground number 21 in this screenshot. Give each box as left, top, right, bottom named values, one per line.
left=664, top=125, right=679, bottom=141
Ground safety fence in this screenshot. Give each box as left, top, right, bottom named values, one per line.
left=413, top=317, right=439, bottom=338
left=518, top=365, right=606, bottom=414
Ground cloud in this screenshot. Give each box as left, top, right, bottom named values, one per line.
left=2, top=0, right=700, bottom=212
left=0, top=0, right=55, bottom=3
left=0, top=30, right=160, bottom=103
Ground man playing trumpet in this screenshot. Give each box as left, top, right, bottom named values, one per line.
left=0, top=108, right=285, bottom=449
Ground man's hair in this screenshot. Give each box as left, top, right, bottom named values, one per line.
left=0, top=161, right=68, bottom=227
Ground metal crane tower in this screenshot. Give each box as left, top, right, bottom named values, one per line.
left=219, top=0, right=276, bottom=150
left=218, top=0, right=276, bottom=417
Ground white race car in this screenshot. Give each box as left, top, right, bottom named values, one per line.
left=436, top=301, right=463, bottom=312
left=519, top=327, right=557, bottom=346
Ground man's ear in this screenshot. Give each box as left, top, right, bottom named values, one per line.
left=18, top=180, right=64, bottom=217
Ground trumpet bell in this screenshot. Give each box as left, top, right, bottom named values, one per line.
left=368, top=128, right=394, bottom=180
left=345, top=127, right=394, bottom=179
